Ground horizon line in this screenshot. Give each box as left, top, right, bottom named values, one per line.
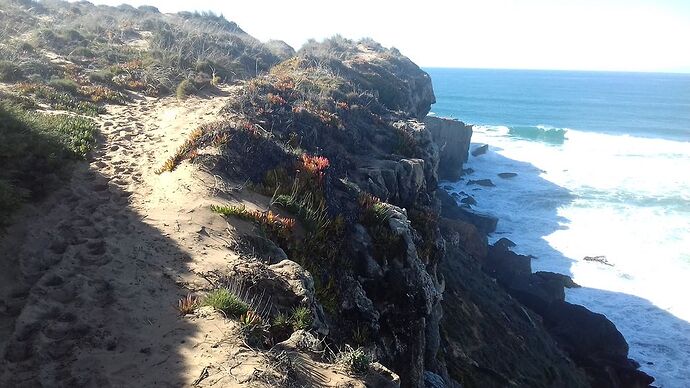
left=420, top=66, right=690, bottom=75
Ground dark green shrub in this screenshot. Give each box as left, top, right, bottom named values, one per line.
left=0, top=61, right=23, bottom=82
left=48, top=78, right=79, bottom=94
left=88, top=69, right=114, bottom=84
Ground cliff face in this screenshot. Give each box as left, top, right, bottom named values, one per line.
left=424, top=117, right=473, bottom=181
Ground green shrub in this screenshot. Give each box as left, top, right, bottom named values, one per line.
left=335, top=345, right=371, bottom=375
left=0, top=61, right=23, bottom=82
left=290, top=306, right=313, bottom=331
left=48, top=78, right=79, bottom=94
left=0, top=100, right=96, bottom=229
left=176, top=79, right=196, bottom=99
left=88, top=70, right=114, bottom=84
left=202, top=288, right=248, bottom=318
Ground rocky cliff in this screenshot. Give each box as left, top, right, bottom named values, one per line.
left=159, top=36, right=656, bottom=387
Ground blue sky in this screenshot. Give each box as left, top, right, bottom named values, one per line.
left=82, top=0, right=690, bottom=73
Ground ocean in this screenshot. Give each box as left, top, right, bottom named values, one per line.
left=426, top=68, right=690, bottom=387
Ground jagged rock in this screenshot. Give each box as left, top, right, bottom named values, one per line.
left=484, top=241, right=532, bottom=284
left=467, top=179, right=495, bottom=187
left=542, top=302, right=654, bottom=387
left=351, top=224, right=383, bottom=279
left=439, top=218, right=487, bottom=260
left=493, top=237, right=516, bottom=249
left=438, top=190, right=498, bottom=234
left=471, top=144, right=489, bottom=157
left=367, top=363, right=402, bottom=387
left=228, top=259, right=328, bottom=335
left=360, top=206, right=441, bottom=387
left=339, top=274, right=380, bottom=333
left=534, top=271, right=580, bottom=289
left=497, top=172, right=517, bottom=179
left=424, top=117, right=473, bottom=181
left=242, top=234, right=288, bottom=264
left=273, top=329, right=324, bottom=354
left=459, top=195, right=476, bottom=206
left=438, top=232, right=590, bottom=387
left=356, top=158, right=428, bottom=207
left=463, top=168, right=475, bottom=175
left=424, top=371, right=446, bottom=388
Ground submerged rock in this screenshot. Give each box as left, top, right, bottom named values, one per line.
left=497, top=172, right=517, bottom=179
left=467, top=179, right=495, bottom=187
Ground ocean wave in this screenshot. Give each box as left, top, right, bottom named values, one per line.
left=508, top=125, right=568, bottom=145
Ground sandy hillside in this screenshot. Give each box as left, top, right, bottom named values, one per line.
left=0, top=89, right=386, bottom=387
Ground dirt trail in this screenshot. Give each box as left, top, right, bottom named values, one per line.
left=0, top=91, right=243, bottom=387
left=0, top=90, right=382, bottom=387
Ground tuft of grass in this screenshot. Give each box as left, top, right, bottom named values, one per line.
left=176, top=293, right=198, bottom=316
left=335, top=345, right=372, bottom=375
left=290, top=306, right=313, bottom=331
left=202, top=288, right=249, bottom=318
left=176, top=79, right=196, bottom=100
left=211, top=204, right=296, bottom=242
left=359, top=193, right=392, bottom=226
left=155, top=127, right=204, bottom=173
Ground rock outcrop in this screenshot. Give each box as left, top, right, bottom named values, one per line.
left=424, top=117, right=473, bottom=181
left=483, top=241, right=655, bottom=387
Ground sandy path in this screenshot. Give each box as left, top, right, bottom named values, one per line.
left=0, top=91, right=250, bottom=387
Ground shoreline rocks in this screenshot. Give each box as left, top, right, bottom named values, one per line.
left=471, top=144, right=488, bottom=157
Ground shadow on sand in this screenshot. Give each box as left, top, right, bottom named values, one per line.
left=0, top=165, right=202, bottom=386
left=445, top=143, right=690, bottom=387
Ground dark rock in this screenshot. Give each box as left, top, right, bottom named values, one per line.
left=242, top=235, right=288, bottom=264
left=494, top=237, right=516, bottom=249
left=497, top=172, right=517, bottom=179
left=538, top=302, right=655, bottom=387
left=467, top=179, right=495, bottom=187
left=471, top=144, right=489, bottom=157
left=424, top=371, right=446, bottom=388
left=544, top=302, right=628, bottom=363
left=534, top=271, right=580, bottom=289
left=584, top=255, right=614, bottom=266
left=459, top=195, right=476, bottom=206
left=439, top=217, right=488, bottom=260
left=462, top=168, right=474, bottom=175
left=424, top=117, right=473, bottom=181
left=484, top=242, right=532, bottom=284
left=438, top=190, right=498, bottom=234
left=438, top=234, right=590, bottom=387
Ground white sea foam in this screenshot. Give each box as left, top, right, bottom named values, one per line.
left=450, top=125, right=690, bottom=386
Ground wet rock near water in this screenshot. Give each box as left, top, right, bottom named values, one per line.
left=467, top=179, right=495, bottom=187
left=471, top=144, right=489, bottom=157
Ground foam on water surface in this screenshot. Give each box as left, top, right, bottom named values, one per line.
left=448, top=125, right=690, bottom=386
